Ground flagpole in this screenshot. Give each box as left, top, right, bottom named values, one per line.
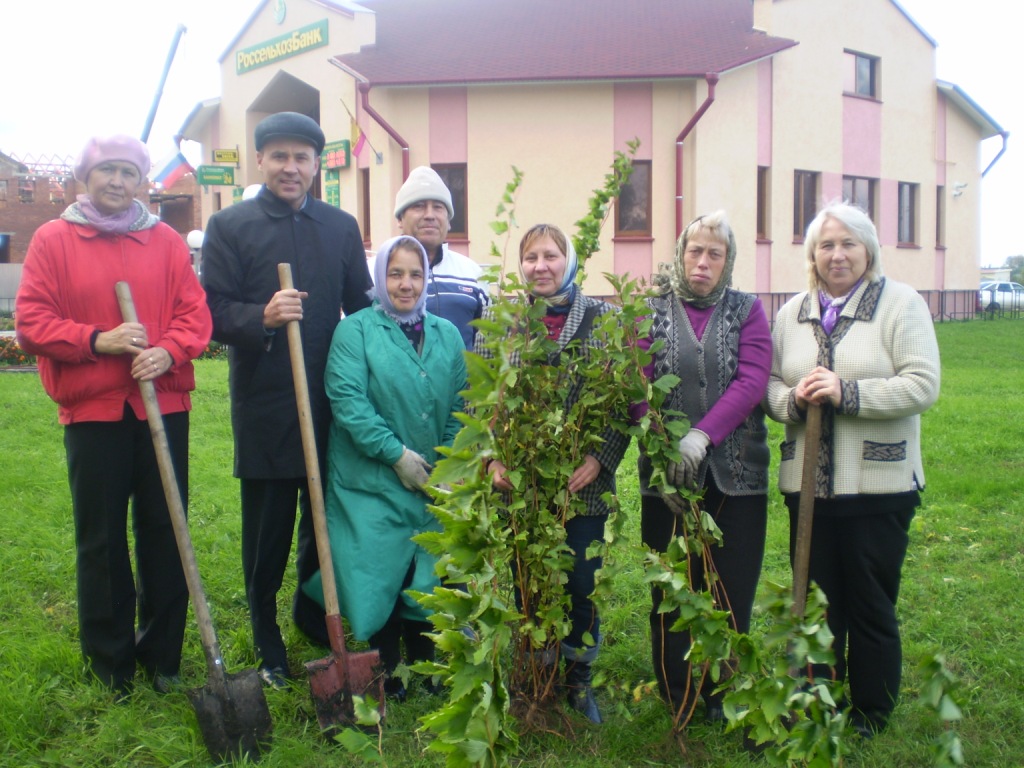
left=339, top=98, right=380, bottom=158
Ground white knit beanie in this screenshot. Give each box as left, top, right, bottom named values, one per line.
left=394, top=166, right=454, bottom=220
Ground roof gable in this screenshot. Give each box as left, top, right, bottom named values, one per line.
left=938, top=80, right=1004, bottom=139
left=335, top=0, right=796, bottom=86
left=219, top=0, right=358, bottom=63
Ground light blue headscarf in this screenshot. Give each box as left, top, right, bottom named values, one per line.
left=519, top=228, right=579, bottom=310
left=371, top=235, right=430, bottom=324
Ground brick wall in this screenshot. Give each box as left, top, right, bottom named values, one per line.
left=0, top=171, right=200, bottom=264
left=0, top=176, right=72, bottom=263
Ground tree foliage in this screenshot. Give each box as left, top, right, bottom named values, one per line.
left=398, top=150, right=960, bottom=768
left=1004, top=254, right=1024, bottom=284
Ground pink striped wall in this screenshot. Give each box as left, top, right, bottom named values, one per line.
left=429, top=87, right=467, bottom=162
left=842, top=97, right=882, bottom=178
left=613, top=82, right=653, bottom=280
left=756, top=59, right=773, bottom=292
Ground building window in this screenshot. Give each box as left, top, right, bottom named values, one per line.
left=432, top=163, right=468, bottom=240
left=793, top=170, right=819, bottom=240
left=842, top=175, right=876, bottom=220
left=615, top=159, right=652, bottom=237
left=844, top=51, right=879, bottom=98
left=898, top=182, right=918, bottom=245
left=0, top=180, right=7, bottom=206
left=18, top=177, right=35, bottom=204
left=756, top=166, right=770, bottom=240
left=936, top=186, right=945, bottom=247
left=49, top=178, right=66, bottom=205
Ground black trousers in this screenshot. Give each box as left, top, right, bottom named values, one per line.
left=641, top=480, right=767, bottom=712
left=370, top=560, right=435, bottom=674
left=240, top=477, right=326, bottom=670
left=786, top=498, right=915, bottom=728
left=65, top=408, right=190, bottom=692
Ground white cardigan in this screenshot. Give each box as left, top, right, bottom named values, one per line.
left=765, top=278, right=941, bottom=497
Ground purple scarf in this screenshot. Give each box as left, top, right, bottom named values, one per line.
left=64, top=196, right=158, bottom=235
left=818, top=277, right=864, bottom=334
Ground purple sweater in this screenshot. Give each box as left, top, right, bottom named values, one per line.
left=634, top=297, right=771, bottom=446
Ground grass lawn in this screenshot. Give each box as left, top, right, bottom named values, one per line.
left=0, top=318, right=1021, bottom=767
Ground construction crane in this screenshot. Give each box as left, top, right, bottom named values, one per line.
left=141, top=24, right=187, bottom=143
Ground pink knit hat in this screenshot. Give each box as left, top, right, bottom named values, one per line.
left=74, top=135, right=151, bottom=183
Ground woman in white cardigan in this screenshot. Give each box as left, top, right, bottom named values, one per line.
left=765, top=202, right=940, bottom=738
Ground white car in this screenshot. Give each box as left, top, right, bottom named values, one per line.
left=979, top=281, right=1024, bottom=311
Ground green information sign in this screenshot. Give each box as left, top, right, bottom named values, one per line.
left=322, top=140, right=351, bottom=170
left=197, top=165, right=235, bottom=186
left=236, top=19, right=329, bottom=74
left=325, top=169, right=341, bottom=208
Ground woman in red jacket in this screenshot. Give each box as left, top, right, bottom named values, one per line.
left=15, top=135, right=212, bottom=697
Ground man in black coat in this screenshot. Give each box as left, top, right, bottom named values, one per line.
left=202, top=112, right=372, bottom=687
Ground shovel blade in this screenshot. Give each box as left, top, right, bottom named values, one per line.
left=306, top=649, right=386, bottom=732
left=189, top=668, right=273, bottom=763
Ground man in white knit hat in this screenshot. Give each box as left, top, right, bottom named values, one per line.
left=391, top=166, right=487, bottom=348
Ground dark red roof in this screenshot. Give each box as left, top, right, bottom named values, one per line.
left=334, top=0, right=796, bottom=86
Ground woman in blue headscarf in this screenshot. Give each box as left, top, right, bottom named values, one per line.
left=478, top=224, right=630, bottom=723
left=303, top=235, right=466, bottom=699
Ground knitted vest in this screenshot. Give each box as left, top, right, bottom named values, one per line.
left=645, top=289, right=769, bottom=496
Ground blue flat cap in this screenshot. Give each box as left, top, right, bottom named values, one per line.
left=254, top=112, right=325, bottom=154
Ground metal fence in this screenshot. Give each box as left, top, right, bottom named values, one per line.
left=754, top=288, right=983, bottom=325
left=0, top=265, right=1003, bottom=325
left=0, top=264, right=23, bottom=314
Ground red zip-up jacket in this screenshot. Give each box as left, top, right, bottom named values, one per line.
left=15, top=218, right=212, bottom=424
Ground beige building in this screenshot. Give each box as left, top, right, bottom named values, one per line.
left=181, top=0, right=1004, bottom=314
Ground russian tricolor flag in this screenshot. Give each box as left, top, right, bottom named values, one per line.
left=151, top=151, right=194, bottom=189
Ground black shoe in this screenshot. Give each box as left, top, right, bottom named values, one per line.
left=383, top=676, right=407, bottom=702
left=421, top=675, right=444, bottom=697
left=850, top=709, right=886, bottom=739
left=705, top=703, right=725, bottom=724
left=852, top=722, right=875, bottom=739
left=257, top=665, right=291, bottom=690
left=153, top=674, right=183, bottom=695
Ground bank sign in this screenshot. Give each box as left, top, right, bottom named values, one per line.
left=236, top=20, right=328, bottom=74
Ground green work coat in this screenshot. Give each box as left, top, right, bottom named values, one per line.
left=302, top=304, right=466, bottom=640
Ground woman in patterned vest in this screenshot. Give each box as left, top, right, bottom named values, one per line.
left=638, top=211, right=772, bottom=723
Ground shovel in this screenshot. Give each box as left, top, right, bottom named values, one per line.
left=277, top=263, right=385, bottom=732
left=792, top=401, right=823, bottom=618
left=116, top=281, right=272, bottom=763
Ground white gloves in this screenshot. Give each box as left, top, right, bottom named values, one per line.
left=666, top=428, right=711, bottom=490
left=392, top=448, right=432, bottom=491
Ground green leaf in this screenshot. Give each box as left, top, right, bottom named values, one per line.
left=335, top=728, right=383, bottom=762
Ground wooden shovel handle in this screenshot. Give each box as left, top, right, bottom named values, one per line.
left=115, top=281, right=228, bottom=687
left=277, top=264, right=341, bottom=621
left=792, top=401, right=822, bottom=619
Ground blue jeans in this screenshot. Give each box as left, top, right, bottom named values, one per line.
left=562, top=513, right=607, bottom=661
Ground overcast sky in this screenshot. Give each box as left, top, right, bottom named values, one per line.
left=2, top=0, right=1020, bottom=264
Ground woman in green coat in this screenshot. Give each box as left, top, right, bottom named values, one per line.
left=302, top=235, right=466, bottom=699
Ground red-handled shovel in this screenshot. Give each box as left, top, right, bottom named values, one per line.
left=115, top=281, right=272, bottom=763
left=276, top=263, right=385, bottom=733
